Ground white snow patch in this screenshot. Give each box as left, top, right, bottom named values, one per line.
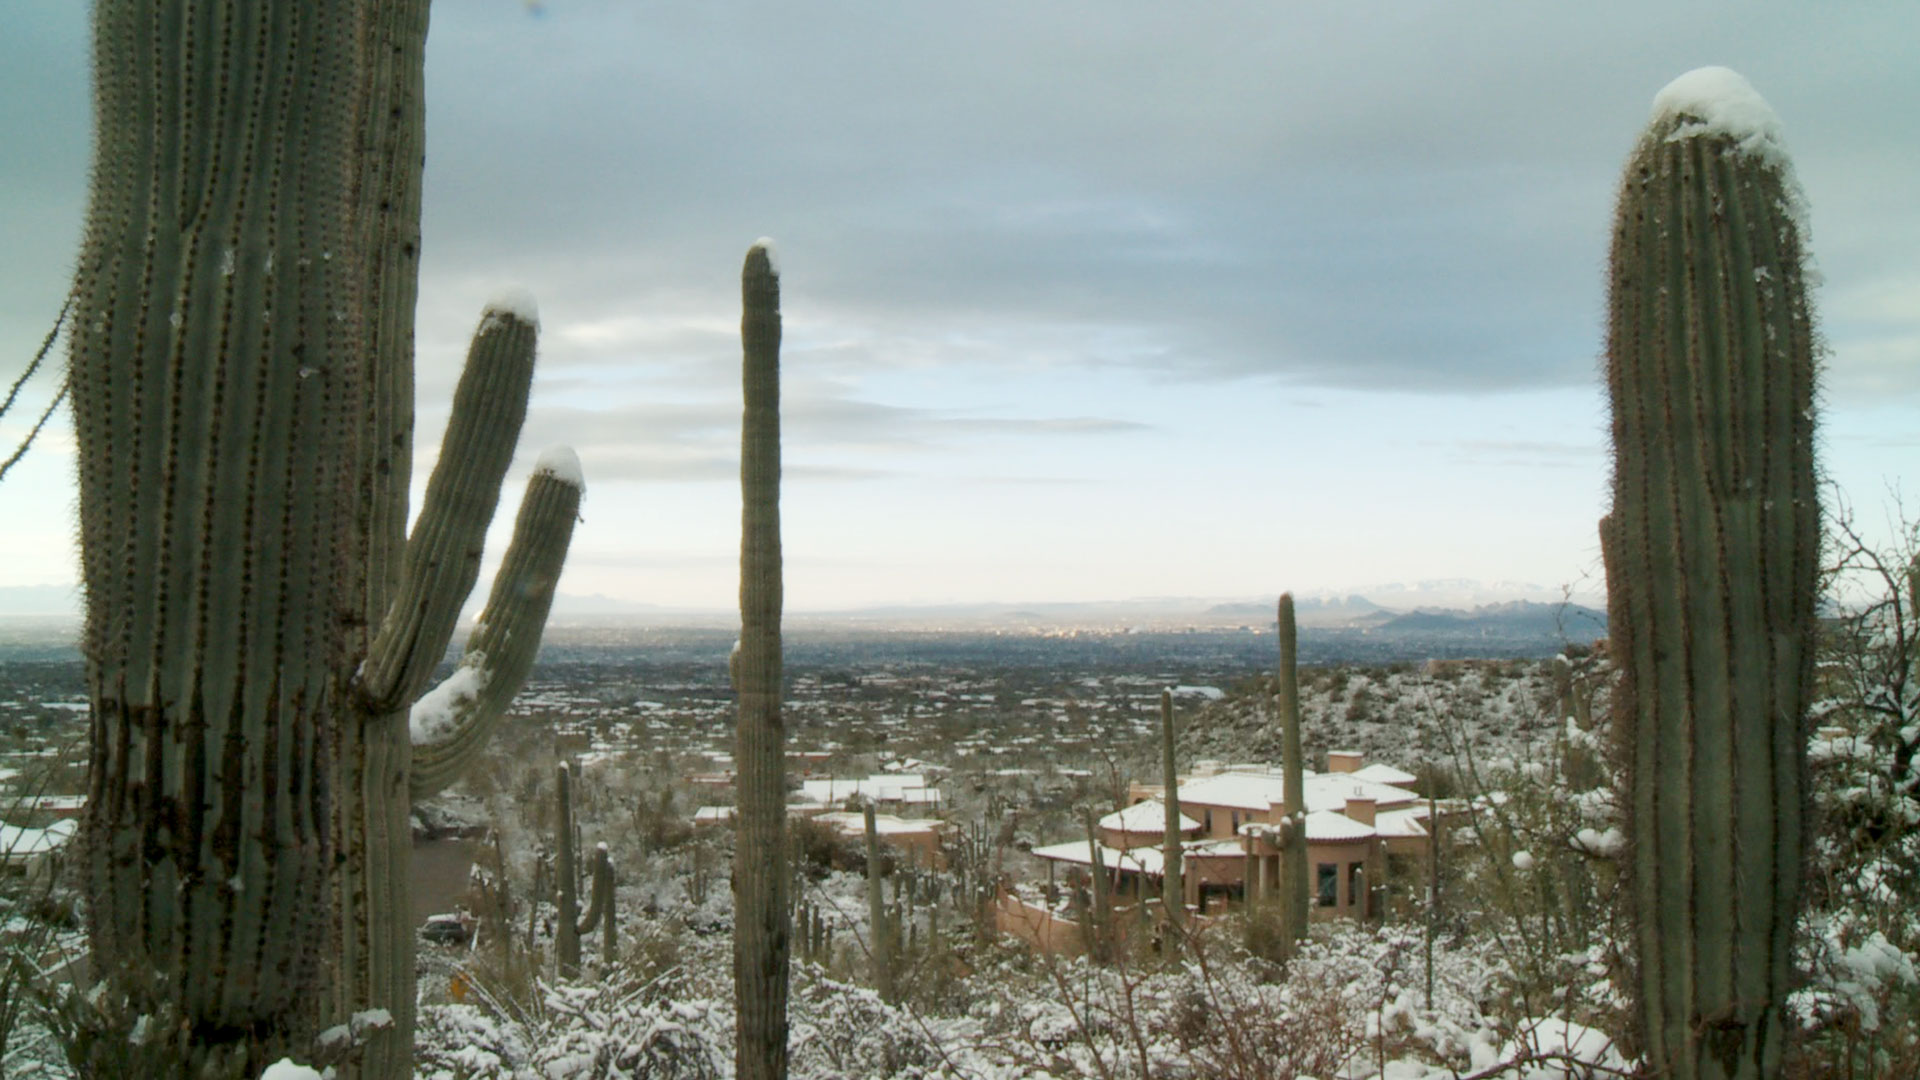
left=480, top=288, right=540, bottom=331
left=410, top=660, right=490, bottom=745
left=1573, top=827, right=1625, bottom=857
left=1649, top=66, right=1814, bottom=262
left=1652, top=67, right=1783, bottom=158
left=1169, top=684, right=1226, bottom=701
left=750, top=236, right=780, bottom=277
left=258, top=1060, right=323, bottom=1080
left=1511, top=850, right=1536, bottom=871
left=534, top=444, right=586, bottom=492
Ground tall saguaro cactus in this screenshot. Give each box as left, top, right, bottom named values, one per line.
left=1158, top=689, right=1184, bottom=932
left=734, top=240, right=790, bottom=1080
left=72, top=4, right=364, bottom=1073
left=1601, top=68, right=1818, bottom=1079
left=1277, top=593, right=1309, bottom=957
left=865, top=803, right=895, bottom=1002
left=72, top=3, right=582, bottom=1075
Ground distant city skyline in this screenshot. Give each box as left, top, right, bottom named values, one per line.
left=3, top=4, right=1915, bottom=613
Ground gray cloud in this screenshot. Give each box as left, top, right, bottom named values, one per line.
left=388, top=1, right=1920, bottom=397
left=4, top=4, right=1915, bottom=404
left=413, top=389, right=1150, bottom=486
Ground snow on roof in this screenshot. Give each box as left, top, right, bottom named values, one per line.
left=816, top=811, right=942, bottom=837
left=0, top=819, right=77, bottom=859
left=1302, top=776, right=1421, bottom=814
left=692, top=806, right=735, bottom=824
left=1374, top=808, right=1430, bottom=840
left=1030, top=840, right=1166, bottom=877
left=1178, top=769, right=1418, bottom=814
left=1304, top=810, right=1376, bottom=843
left=1349, top=762, right=1419, bottom=787
left=1178, top=771, right=1289, bottom=811
left=1168, top=685, right=1225, bottom=701
left=1100, top=799, right=1199, bottom=834
left=1184, top=838, right=1247, bottom=859
left=795, top=775, right=941, bottom=807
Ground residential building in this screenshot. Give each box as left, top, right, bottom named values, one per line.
left=1028, top=752, right=1435, bottom=922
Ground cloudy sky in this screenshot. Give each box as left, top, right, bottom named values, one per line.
left=2, top=2, right=1916, bottom=614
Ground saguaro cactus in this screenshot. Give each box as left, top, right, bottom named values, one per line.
left=733, top=240, right=790, bottom=1080
left=1159, top=689, right=1184, bottom=932
left=865, top=803, right=894, bottom=1002
left=328, top=3, right=583, bottom=1074
left=1601, top=67, right=1818, bottom=1079
left=71, top=4, right=364, bottom=1073
left=72, top=4, right=581, bottom=1075
left=1277, top=593, right=1309, bottom=957
left=553, top=764, right=615, bottom=979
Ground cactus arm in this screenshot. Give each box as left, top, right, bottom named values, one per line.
left=409, top=452, right=583, bottom=799
left=733, top=239, right=790, bottom=1080
left=358, top=300, right=539, bottom=714
left=575, top=845, right=611, bottom=937
left=1604, top=68, right=1818, bottom=1079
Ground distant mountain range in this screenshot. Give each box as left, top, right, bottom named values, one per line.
left=0, top=582, right=1607, bottom=636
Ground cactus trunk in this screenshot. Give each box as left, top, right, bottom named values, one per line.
left=72, top=3, right=363, bottom=1072
left=555, top=763, right=584, bottom=978
left=733, top=241, right=790, bottom=1080
left=1602, top=68, right=1818, bottom=1080
left=865, top=803, right=894, bottom=1001
left=1277, top=593, right=1309, bottom=956
left=1159, top=689, right=1184, bottom=933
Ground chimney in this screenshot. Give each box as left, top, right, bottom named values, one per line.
left=1328, top=750, right=1363, bottom=774
left=1344, top=794, right=1376, bottom=826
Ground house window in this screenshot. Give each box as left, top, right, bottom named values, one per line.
left=1204, top=810, right=1213, bottom=833
left=1230, top=811, right=1240, bottom=831
left=1317, top=863, right=1337, bottom=907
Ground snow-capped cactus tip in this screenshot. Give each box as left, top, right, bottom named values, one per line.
left=1650, top=66, right=1786, bottom=163
left=482, top=287, right=541, bottom=329
left=749, top=237, right=780, bottom=276
left=534, top=445, right=585, bottom=491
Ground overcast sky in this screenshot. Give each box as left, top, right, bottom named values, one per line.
left=2, top=2, right=1916, bottom=613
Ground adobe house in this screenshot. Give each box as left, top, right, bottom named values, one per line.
left=1031, top=753, right=1435, bottom=926
left=811, top=810, right=949, bottom=869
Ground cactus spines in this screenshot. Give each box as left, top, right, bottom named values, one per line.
left=865, top=802, right=895, bottom=1002
left=1603, top=68, right=1818, bottom=1079
left=1277, top=593, right=1309, bottom=957
left=734, top=239, right=790, bottom=1080
left=1158, top=688, right=1184, bottom=934
left=72, top=3, right=362, bottom=1071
